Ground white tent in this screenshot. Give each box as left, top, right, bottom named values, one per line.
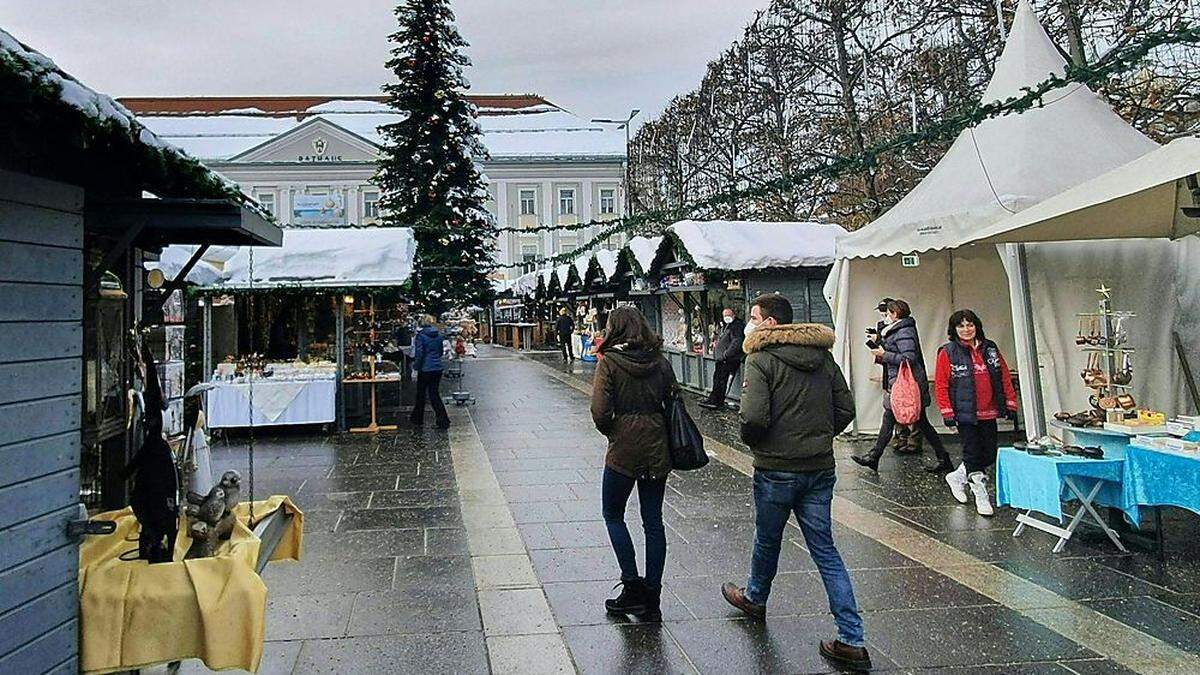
left=667, top=220, right=840, bottom=270
left=824, top=0, right=1158, bottom=433
left=214, top=227, right=416, bottom=289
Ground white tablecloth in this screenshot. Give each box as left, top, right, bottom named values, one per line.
left=206, top=379, right=336, bottom=428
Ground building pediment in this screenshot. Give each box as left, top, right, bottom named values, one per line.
left=232, top=117, right=380, bottom=164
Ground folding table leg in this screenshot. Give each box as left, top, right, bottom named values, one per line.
left=1063, top=477, right=1128, bottom=553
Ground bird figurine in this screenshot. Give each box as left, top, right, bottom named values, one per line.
left=219, top=470, right=241, bottom=513
left=197, top=487, right=226, bottom=525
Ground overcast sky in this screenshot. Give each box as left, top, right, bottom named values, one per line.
left=0, top=0, right=766, bottom=124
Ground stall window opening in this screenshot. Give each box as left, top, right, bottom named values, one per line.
left=519, top=189, right=537, bottom=216
left=558, top=188, right=576, bottom=215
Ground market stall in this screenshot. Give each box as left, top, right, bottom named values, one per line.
left=644, top=220, right=839, bottom=395
left=824, top=1, right=1158, bottom=434
left=195, top=227, right=417, bottom=432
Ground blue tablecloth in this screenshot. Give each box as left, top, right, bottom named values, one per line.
left=579, top=335, right=597, bottom=363
left=1125, top=442, right=1200, bottom=524
left=995, top=447, right=1129, bottom=522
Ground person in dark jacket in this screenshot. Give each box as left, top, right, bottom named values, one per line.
left=409, top=314, right=450, bottom=429
left=699, top=307, right=745, bottom=409
left=590, top=306, right=678, bottom=622
left=868, top=298, right=920, bottom=453
left=934, top=309, right=1018, bottom=517
left=851, top=298, right=953, bottom=474
left=720, top=294, right=871, bottom=673
left=555, top=307, right=576, bottom=362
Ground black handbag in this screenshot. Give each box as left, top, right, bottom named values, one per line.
left=664, top=392, right=708, bottom=470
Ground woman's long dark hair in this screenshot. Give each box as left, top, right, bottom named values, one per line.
left=947, top=309, right=987, bottom=342
left=600, top=305, right=663, bottom=353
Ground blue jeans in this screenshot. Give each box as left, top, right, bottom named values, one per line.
left=747, top=468, right=865, bottom=647
left=601, top=467, right=667, bottom=589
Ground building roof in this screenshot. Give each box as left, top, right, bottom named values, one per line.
left=119, top=94, right=626, bottom=163
left=119, top=94, right=555, bottom=118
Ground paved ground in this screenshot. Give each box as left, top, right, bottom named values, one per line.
left=176, top=345, right=1200, bottom=674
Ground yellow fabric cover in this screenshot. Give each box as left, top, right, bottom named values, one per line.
left=78, top=495, right=304, bottom=674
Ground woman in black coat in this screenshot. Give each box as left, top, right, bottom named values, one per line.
left=851, top=299, right=952, bottom=474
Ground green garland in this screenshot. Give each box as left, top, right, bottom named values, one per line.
left=419, top=20, right=1199, bottom=272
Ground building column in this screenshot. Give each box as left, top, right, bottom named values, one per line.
left=346, top=184, right=359, bottom=225
left=541, top=180, right=555, bottom=257
left=493, top=181, right=511, bottom=275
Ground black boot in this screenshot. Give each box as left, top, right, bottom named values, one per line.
left=924, top=451, right=954, bottom=474
left=605, top=578, right=648, bottom=615
left=850, top=451, right=881, bottom=473
left=637, top=585, right=662, bottom=622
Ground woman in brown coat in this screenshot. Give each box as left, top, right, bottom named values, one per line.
left=590, top=306, right=678, bottom=622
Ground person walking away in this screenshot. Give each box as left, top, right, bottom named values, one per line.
left=934, top=309, right=1018, bottom=517
left=409, top=314, right=451, bottom=429
left=556, top=307, right=576, bottom=362
left=590, top=306, right=677, bottom=622
left=720, top=294, right=871, bottom=672
left=699, top=308, right=745, bottom=410
left=851, top=299, right=953, bottom=474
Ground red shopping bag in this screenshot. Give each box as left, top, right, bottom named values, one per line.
left=890, top=360, right=922, bottom=425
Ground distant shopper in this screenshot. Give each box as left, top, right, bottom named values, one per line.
left=556, top=307, right=576, bottom=362
left=852, top=298, right=953, bottom=474
left=720, top=294, right=870, bottom=672
left=699, top=308, right=745, bottom=410
left=868, top=298, right=920, bottom=454
left=410, top=315, right=450, bottom=429
left=934, top=309, right=1018, bottom=517
left=590, top=306, right=678, bottom=622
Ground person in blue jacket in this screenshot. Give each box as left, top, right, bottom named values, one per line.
left=410, top=314, right=450, bottom=429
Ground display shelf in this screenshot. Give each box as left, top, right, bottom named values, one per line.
left=1081, top=346, right=1135, bottom=354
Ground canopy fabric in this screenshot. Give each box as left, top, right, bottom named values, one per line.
left=970, top=137, right=1200, bottom=246
left=145, top=246, right=224, bottom=286
left=668, top=220, right=840, bottom=270
left=212, top=227, right=415, bottom=289
left=594, top=249, right=618, bottom=281
left=835, top=0, right=1156, bottom=260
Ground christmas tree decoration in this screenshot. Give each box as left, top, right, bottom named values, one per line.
left=375, top=0, right=497, bottom=313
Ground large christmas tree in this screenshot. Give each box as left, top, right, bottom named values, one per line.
left=376, top=0, right=496, bottom=313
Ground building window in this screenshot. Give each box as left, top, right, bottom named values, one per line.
left=362, top=190, right=380, bottom=221
left=255, top=191, right=276, bottom=216
left=306, top=186, right=329, bottom=196
left=558, top=235, right=578, bottom=254
left=519, top=189, right=537, bottom=216
left=599, top=188, right=616, bottom=215
left=521, top=244, right=538, bottom=273
left=558, top=188, right=576, bottom=215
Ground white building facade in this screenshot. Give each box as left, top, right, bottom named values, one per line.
left=122, top=95, right=627, bottom=279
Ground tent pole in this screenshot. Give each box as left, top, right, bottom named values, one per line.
left=1007, top=243, right=1046, bottom=439
left=336, top=295, right=346, bottom=433
left=202, top=299, right=213, bottom=381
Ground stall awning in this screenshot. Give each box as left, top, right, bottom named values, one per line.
left=669, top=220, right=840, bottom=270
left=967, top=137, right=1200, bottom=246
left=86, top=198, right=282, bottom=248
left=208, top=227, right=415, bottom=290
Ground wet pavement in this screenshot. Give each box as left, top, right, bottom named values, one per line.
left=173, top=345, right=1200, bottom=674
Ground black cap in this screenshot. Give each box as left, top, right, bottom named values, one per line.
left=876, top=298, right=894, bottom=312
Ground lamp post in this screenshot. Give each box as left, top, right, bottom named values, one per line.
left=591, top=109, right=641, bottom=229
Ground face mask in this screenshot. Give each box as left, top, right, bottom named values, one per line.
left=743, top=319, right=758, bottom=336
left=723, top=316, right=734, bottom=324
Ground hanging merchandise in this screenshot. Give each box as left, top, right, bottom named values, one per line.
left=125, top=342, right=179, bottom=564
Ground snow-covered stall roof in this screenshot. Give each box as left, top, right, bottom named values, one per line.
left=511, top=270, right=541, bottom=297
left=627, top=236, right=663, bottom=275
left=130, top=99, right=626, bottom=163
left=212, top=227, right=415, bottom=290
left=0, top=28, right=245, bottom=200
left=835, top=0, right=1156, bottom=260
left=668, top=220, right=841, bottom=270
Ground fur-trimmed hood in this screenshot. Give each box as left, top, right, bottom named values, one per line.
left=743, top=323, right=836, bottom=372
left=743, top=323, right=835, bottom=354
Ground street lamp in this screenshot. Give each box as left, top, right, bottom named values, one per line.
left=591, top=109, right=641, bottom=232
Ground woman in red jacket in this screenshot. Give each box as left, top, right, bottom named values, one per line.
left=933, top=309, right=1017, bottom=516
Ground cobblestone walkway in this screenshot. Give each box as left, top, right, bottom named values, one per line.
left=172, top=345, right=1200, bottom=674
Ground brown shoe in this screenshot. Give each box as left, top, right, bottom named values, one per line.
left=819, top=640, right=872, bottom=671
left=720, top=582, right=765, bottom=620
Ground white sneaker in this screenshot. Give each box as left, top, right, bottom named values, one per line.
left=968, top=472, right=994, bottom=517
left=945, top=464, right=969, bottom=504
